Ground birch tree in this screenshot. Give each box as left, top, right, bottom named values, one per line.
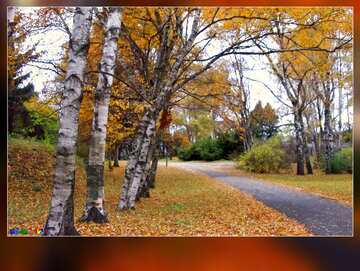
left=45, top=7, right=93, bottom=236
left=80, top=8, right=122, bottom=223
left=118, top=8, right=203, bottom=210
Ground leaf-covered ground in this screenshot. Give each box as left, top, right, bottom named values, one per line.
left=8, top=138, right=310, bottom=236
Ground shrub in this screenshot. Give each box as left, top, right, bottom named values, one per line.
left=342, top=130, right=352, bottom=143
left=177, top=144, right=201, bottom=161
left=177, top=146, right=194, bottom=161
left=177, top=137, right=223, bottom=161
left=217, top=131, right=244, bottom=159
left=197, top=138, right=223, bottom=161
left=24, top=97, right=59, bottom=144
left=330, top=147, right=352, bottom=174
left=238, top=136, right=290, bottom=173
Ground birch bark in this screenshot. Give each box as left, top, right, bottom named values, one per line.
left=126, top=117, right=156, bottom=208
left=323, top=104, right=334, bottom=174
left=81, top=8, right=122, bottom=223
left=137, top=133, right=158, bottom=199
left=118, top=109, right=157, bottom=209
left=45, top=7, right=92, bottom=236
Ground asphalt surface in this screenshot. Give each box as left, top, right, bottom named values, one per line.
left=166, top=161, right=353, bottom=236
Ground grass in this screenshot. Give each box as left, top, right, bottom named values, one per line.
left=8, top=138, right=310, bottom=236
left=221, top=163, right=353, bottom=207
left=252, top=172, right=352, bottom=206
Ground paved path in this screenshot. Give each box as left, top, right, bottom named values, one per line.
left=164, top=161, right=353, bottom=236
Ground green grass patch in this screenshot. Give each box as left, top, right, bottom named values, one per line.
left=252, top=172, right=352, bottom=206
left=225, top=163, right=352, bottom=206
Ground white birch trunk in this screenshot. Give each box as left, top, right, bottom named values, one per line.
left=127, top=117, right=156, bottom=208
left=118, top=109, right=156, bottom=209
left=137, top=134, right=158, bottom=199
left=323, top=104, right=334, bottom=174
left=7, top=7, right=16, bottom=37
left=45, top=7, right=92, bottom=236
left=81, top=8, right=122, bottom=223
left=142, top=132, right=161, bottom=196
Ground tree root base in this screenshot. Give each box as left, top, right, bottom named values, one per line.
left=79, top=207, right=109, bottom=224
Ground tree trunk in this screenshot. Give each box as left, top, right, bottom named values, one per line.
left=118, top=109, right=158, bottom=210
left=323, top=104, right=334, bottom=174
left=346, top=91, right=351, bottom=131
left=294, top=111, right=305, bottom=175
left=81, top=8, right=122, bottom=223
left=304, top=141, right=313, bottom=175
left=316, top=97, right=324, bottom=138
left=44, top=7, right=93, bottom=236
left=126, top=117, right=156, bottom=209
left=113, top=144, right=120, bottom=167
left=108, top=152, right=113, bottom=171
left=337, top=52, right=343, bottom=147
left=305, top=109, right=321, bottom=169
left=147, top=132, right=161, bottom=191
left=300, top=114, right=313, bottom=175
left=136, top=135, right=157, bottom=200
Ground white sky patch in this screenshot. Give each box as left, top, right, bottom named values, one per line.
left=19, top=7, right=71, bottom=98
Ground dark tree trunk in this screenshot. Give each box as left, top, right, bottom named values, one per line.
left=294, top=111, right=305, bottom=175
left=113, top=144, right=120, bottom=167
left=300, top=115, right=313, bottom=175
left=304, top=147, right=313, bottom=175
left=108, top=154, right=113, bottom=171
left=313, top=132, right=321, bottom=169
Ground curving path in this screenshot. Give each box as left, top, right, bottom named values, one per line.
left=164, top=161, right=353, bottom=236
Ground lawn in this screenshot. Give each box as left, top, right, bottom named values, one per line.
left=251, top=172, right=352, bottom=206
left=221, top=163, right=352, bottom=207
left=7, top=138, right=310, bottom=236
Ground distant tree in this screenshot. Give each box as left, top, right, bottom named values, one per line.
left=250, top=101, right=278, bottom=140
left=8, top=8, right=39, bottom=135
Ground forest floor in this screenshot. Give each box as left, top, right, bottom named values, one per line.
left=168, top=161, right=353, bottom=236
left=8, top=138, right=309, bottom=236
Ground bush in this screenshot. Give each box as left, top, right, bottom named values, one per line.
left=177, top=145, right=201, bottom=161
left=217, top=131, right=244, bottom=159
left=197, top=138, right=223, bottom=161
left=23, top=97, right=59, bottom=144
left=238, top=136, right=290, bottom=173
left=177, top=146, right=194, bottom=161
left=342, top=130, right=352, bottom=143
left=177, top=137, right=223, bottom=161
left=330, top=147, right=352, bottom=174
